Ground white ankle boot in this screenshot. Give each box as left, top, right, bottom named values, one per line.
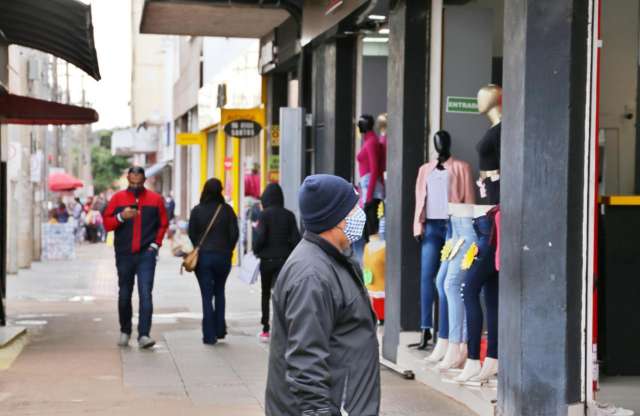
left=436, top=342, right=467, bottom=370
left=470, top=357, right=498, bottom=382
left=425, top=338, right=449, bottom=363
left=454, top=359, right=482, bottom=382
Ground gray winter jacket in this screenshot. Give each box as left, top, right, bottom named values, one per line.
left=265, top=232, right=381, bottom=416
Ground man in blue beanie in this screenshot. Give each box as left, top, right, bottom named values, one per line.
left=265, top=174, right=381, bottom=416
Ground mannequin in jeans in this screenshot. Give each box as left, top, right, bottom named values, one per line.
left=410, top=132, right=452, bottom=349
left=413, top=132, right=475, bottom=353
left=454, top=85, right=502, bottom=383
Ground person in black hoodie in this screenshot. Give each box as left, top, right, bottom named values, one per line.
left=253, top=183, right=301, bottom=342
left=188, top=178, right=239, bottom=345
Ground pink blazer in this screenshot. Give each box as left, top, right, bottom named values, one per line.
left=413, top=157, right=476, bottom=237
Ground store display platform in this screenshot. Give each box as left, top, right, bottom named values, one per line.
left=392, top=332, right=497, bottom=416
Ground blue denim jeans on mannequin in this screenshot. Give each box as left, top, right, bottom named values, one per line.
left=420, top=219, right=449, bottom=329
left=435, top=248, right=450, bottom=339
left=444, top=216, right=477, bottom=343
left=195, top=250, right=232, bottom=344
left=462, top=215, right=499, bottom=359
left=117, top=249, right=157, bottom=338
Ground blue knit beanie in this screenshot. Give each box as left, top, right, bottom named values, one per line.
left=298, top=174, right=359, bottom=234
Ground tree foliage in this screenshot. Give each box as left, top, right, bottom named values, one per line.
left=91, top=133, right=129, bottom=194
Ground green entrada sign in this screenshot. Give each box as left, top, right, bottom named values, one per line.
left=446, top=96, right=479, bottom=114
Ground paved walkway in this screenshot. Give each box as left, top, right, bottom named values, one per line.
left=0, top=243, right=474, bottom=415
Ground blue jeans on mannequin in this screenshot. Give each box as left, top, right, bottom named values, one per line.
left=420, top=219, right=449, bottom=329
left=117, top=250, right=157, bottom=338
left=195, top=250, right=232, bottom=344
left=444, top=216, right=476, bottom=343
left=435, top=254, right=450, bottom=339
left=462, top=215, right=499, bottom=360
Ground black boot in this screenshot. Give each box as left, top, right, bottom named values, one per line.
left=408, top=329, right=432, bottom=350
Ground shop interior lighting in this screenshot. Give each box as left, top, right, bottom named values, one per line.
left=363, top=37, right=389, bottom=43
left=378, top=28, right=390, bottom=35
left=368, top=14, right=386, bottom=21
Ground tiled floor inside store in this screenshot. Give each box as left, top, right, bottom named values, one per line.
left=598, top=377, right=640, bottom=413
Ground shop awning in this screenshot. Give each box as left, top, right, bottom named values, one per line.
left=140, top=0, right=301, bottom=38
left=144, top=161, right=170, bottom=178
left=0, top=86, right=99, bottom=125
left=0, top=0, right=101, bottom=80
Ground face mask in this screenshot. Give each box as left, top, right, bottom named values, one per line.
left=128, top=186, right=143, bottom=197
left=342, top=207, right=367, bottom=244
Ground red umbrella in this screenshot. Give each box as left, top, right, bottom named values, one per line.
left=48, top=172, right=84, bottom=192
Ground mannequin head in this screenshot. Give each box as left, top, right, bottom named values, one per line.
left=477, top=84, right=503, bottom=126
left=434, top=130, right=452, bottom=169
left=376, top=113, right=387, bottom=134
left=358, top=114, right=375, bottom=134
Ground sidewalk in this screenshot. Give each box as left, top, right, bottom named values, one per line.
left=0, top=243, right=474, bottom=415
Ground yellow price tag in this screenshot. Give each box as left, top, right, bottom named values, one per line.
left=440, top=239, right=453, bottom=261
left=461, top=242, right=479, bottom=270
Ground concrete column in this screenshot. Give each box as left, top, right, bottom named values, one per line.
left=311, top=37, right=357, bottom=181
left=499, top=0, right=588, bottom=414
left=382, top=0, right=430, bottom=362
left=17, top=124, right=34, bottom=269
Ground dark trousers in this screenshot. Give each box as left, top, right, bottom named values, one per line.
left=195, top=251, right=232, bottom=343
left=259, top=258, right=286, bottom=332
left=462, top=215, right=499, bottom=360
left=117, top=250, right=157, bottom=338
left=364, top=199, right=382, bottom=240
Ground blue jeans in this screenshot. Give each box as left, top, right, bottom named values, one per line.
left=435, top=238, right=451, bottom=339
left=195, top=251, right=232, bottom=343
left=462, top=215, right=499, bottom=359
left=420, top=219, right=449, bottom=329
left=117, top=250, right=157, bottom=338
left=444, top=216, right=477, bottom=343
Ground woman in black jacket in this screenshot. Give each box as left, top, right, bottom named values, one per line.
left=252, top=183, right=301, bottom=341
left=188, top=178, right=239, bottom=345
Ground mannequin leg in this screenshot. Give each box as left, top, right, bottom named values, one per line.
left=443, top=217, right=475, bottom=345
left=484, top=271, right=499, bottom=359
left=463, top=214, right=498, bottom=361
left=410, top=220, right=446, bottom=349
left=426, top=260, right=450, bottom=362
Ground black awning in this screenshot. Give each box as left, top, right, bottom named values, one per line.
left=140, top=0, right=301, bottom=38
left=0, top=0, right=101, bottom=80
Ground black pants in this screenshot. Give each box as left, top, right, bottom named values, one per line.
left=260, top=258, right=286, bottom=332
left=364, top=199, right=382, bottom=241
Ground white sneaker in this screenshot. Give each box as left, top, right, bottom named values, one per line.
left=455, top=359, right=482, bottom=383
left=118, top=333, right=130, bottom=347
left=138, top=336, right=156, bottom=349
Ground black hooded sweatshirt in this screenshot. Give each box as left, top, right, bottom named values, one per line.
left=253, top=183, right=301, bottom=260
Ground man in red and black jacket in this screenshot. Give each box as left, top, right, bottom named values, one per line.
left=104, top=166, right=168, bottom=349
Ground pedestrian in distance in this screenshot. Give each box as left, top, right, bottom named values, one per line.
left=55, top=202, right=70, bottom=223
left=266, top=174, right=381, bottom=416
left=252, top=183, right=301, bottom=343
left=188, top=178, right=239, bottom=345
left=104, top=166, right=169, bottom=349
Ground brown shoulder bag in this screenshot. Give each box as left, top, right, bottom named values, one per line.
left=181, top=204, right=223, bottom=274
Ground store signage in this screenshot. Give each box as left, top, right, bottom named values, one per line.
left=224, top=157, right=233, bottom=170
left=271, top=125, right=280, bottom=147
left=268, top=155, right=280, bottom=171
left=176, top=132, right=206, bottom=146
left=446, top=96, right=479, bottom=114
left=326, top=0, right=343, bottom=15
left=224, top=119, right=262, bottom=138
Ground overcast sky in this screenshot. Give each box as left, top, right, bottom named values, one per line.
left=86, top=0, right=132, bottom=131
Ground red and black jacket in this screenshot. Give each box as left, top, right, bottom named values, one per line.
left=104, top=188, right=169, bottom=256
